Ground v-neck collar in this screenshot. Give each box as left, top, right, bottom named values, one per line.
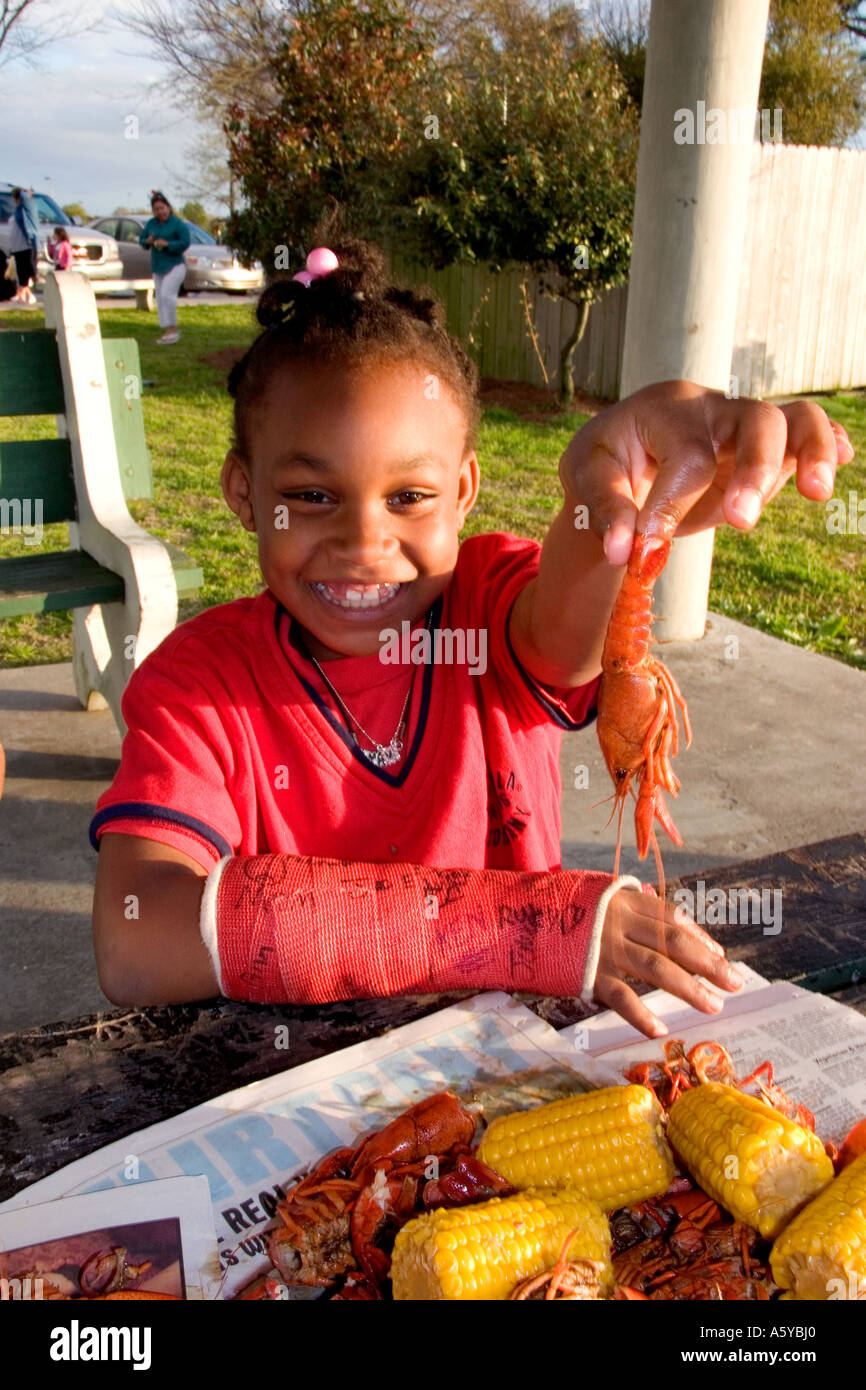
left=272, top=594, right=443, bottom=788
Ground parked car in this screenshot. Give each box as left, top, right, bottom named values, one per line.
left=0, top=183, right=122, bottom=284
left=87, top=214, right=264, bottom=294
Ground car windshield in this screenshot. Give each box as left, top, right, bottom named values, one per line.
left=185, top=221, right=216, bottom=245
left=0, top=190, right=70, bottom=225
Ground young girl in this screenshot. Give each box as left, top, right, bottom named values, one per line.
left=138, top=190, right=190, bottom=345
left=48, top=227, right=73, bottom=271
left=91, top=238, right=851, bottom=1036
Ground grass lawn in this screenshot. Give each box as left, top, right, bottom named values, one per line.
left=1, top=301, right=864, bottom=669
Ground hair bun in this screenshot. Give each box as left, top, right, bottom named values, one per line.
left=322, top=238, right=388, bottom=298
left=256, top=278, right=308, bottom=330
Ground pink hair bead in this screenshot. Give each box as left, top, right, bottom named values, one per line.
left=306, top=247, right=339, bottom=277
left=292, top=270, right=314, bottom=286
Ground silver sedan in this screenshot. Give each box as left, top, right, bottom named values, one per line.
left=88, top=214, right=264, bottom=294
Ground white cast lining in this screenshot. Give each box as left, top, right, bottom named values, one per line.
left=580, top=874, right=645, bottom=1004
left=199, top=854, right=232, bottom=995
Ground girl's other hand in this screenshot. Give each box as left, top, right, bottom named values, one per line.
left=593, top=887, right=743, bottom=1038
left=559, top=381, right=854, bottom=566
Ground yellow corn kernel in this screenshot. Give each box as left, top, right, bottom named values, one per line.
left=476, top=1085, right=674, bottom=1211
left=771, top=1152, right=866, bottom=1300
left=391, top=1189, right=611, bottom=1301
left=667, top=1082, right=834, bottom=1239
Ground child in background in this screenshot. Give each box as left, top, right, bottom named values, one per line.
left=48, top=227, right=73, bottom=271
left=91, top=236, right=852, bottom=1036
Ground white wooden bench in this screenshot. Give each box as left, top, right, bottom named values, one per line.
left=0, top=270, right=202, bottom=735
left=93, top=279, right=155, bottom=312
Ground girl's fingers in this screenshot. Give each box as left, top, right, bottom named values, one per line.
left=780, top=399, right=848, bottom=500
left=558, top=425, right=641, bottom=565
left=612, top=889, right=722, bottom=959
left=593, top=975, right=668, bottom=1039
left=616, top=895, right=743, bottom=994
left=616, top=940, right=729, bottom=1015
left=720, top=401, right=790, bottom=528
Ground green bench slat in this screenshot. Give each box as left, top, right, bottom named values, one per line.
left=0, top=545, right=202, bottom=616
left=102, top=339, right=153, bottom=503
left=0, top=550, right=123, bottom=615
left=0, top=331, right=65, bottom=415
left=0, top=333, right=152, bottom=503
left=0, top=439, right=76, bottom=523
left=160, top=540, right=203, bottom=594
left=0, top=326, right=199, bottom=618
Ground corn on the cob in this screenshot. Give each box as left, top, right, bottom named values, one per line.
left=391, top=1188, right=611, bottom=1301
left=771, top=1151, right=866, bottom=1300
left=666, top=1082, right=834, bottom=1240
left=476, top=1084, right=674, bottom=1211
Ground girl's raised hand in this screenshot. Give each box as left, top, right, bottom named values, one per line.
left=559, top=380, right=854, bottom=567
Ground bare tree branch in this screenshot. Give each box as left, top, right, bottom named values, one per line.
left=0, top=0, right=99, bottom=70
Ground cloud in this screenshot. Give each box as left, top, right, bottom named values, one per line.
left=4, top=1, right=209, bottom=212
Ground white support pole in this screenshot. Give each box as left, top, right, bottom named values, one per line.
left=620, top=0, right=770, bottom=641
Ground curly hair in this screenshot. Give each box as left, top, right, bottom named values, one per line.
left=227, top=236, right=480, bottom=460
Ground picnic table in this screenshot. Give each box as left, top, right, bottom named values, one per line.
left=1, top=831, right=864, bottom=1206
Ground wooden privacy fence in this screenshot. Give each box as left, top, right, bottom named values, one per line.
left=390, top=143, right=866, bottom=400
left=732, top=144, right=866, bottom=398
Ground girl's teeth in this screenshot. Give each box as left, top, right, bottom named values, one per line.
left=314, top=582, right=400, bottom=610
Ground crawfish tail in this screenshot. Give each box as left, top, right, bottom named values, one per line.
left=602, top=535, right=671, bottom=673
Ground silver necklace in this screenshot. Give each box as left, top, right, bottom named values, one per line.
left=304, top=610, right=433, bottom=768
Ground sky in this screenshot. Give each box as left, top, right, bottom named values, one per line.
left=5, top=0, right=865, bottom=218
left=4, top=0, right=210, bottom=216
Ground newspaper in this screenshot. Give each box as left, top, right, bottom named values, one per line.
left=0, top=1177, right=219, bottom=1300
left=2, top=977, right=864, bottom=1298
left=0, top=993, right=617, bottom=1298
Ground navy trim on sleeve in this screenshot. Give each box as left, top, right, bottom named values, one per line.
left=504, top=599, right=599, bottom=731
left=89, top=803, right=233, bottom=858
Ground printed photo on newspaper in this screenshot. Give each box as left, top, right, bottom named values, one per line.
left=0, top=1176, right=220, bottom=1301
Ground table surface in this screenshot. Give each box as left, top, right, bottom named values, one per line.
left=1, top=831, right=864, bottom=1204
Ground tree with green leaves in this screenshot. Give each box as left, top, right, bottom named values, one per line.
left=224, top=0, right=436, bottom=268
left=180, top=200, right=209, bottom=228
left=405, top=6, right=638, bottom=403
left=596, top=0, right=864, bottom=146
left=762, top=0, right=864, bottom=145
left=62, top=202, right=88, bottom=223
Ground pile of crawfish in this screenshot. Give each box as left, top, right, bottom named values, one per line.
left=234, top=1092, right=511, bottom=1301
left=238, top=1039, right=833, bottom=1302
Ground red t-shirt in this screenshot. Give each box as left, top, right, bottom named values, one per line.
left=90, top=532, right=600, bottom=873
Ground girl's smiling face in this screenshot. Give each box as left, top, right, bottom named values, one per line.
left=221, top=358, right=480, bottom=660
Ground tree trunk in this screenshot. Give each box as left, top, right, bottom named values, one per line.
left=558, top=298, right=591, bottom=406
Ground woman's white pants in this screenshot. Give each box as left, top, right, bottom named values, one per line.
left=154, top=261, right=187, bottom=328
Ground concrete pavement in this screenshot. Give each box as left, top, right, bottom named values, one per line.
left=1, top=613, right=864, bottom=1031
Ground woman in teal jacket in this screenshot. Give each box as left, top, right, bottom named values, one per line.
left=139, top=190, right=191, bottom=345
